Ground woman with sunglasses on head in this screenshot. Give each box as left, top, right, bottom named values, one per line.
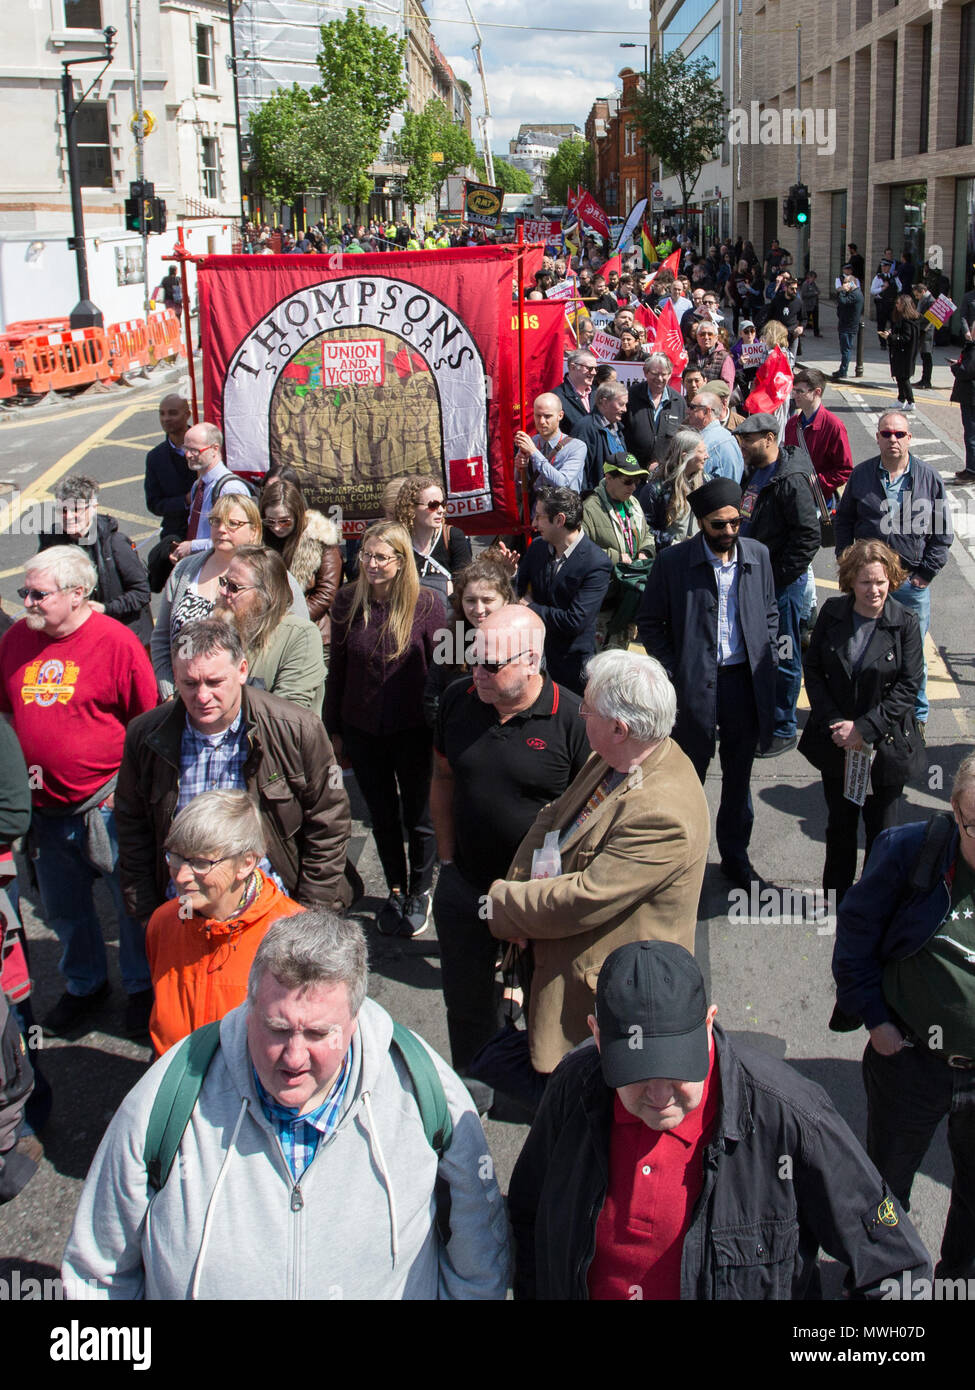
left=260, top=479, right=343, bottom=668
left=394, top=474, right=472, bottom=609
left=151, top=494, right=307, bottom=699
left=422, top=551, right=516, bottom=727
left=799, top=539, right=925, bottom=906
left=325, top=522, right=444, bottom=938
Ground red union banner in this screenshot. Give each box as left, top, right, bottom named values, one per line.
left=517, top=219, right=561, bottom=242
left=197, top=245, right=556, bottom=534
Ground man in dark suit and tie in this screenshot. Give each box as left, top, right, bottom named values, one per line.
left=516, top=486, right=613, bottom=695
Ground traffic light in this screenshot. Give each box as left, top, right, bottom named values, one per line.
left=783, top=188, right=795, bottom=228
left=124, top=180, right=156, bottom=232
left=793, top=183, right=810, bottom=226
left=152, top=198, right=167, bottom=234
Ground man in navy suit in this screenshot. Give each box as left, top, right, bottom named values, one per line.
left=516, top=486, right=613, bottom=695
left=637, top=477, right=778, bottom=889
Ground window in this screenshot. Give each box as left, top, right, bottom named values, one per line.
left=662, top=0, right=720, bottom=50
left=75, top=102, right=112, bottom=188
left=919, top=24, right=931, bottom=155
left=201, top=137, right=220, bottom=199
left=960, top=2, right=975, bottom=147
left=196, top=24, right=215, bottom=87
left=64, top=0, right=102, bottom=27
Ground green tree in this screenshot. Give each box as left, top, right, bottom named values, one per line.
left=315, top=6, right=407, bottom=143
left=627, top=50, right=727, bottom=225
left=397, top=99, right=475, bottom=217
left=474, top=156, right=532, bottom=194
left=543, top=135, right=594, bottom=206
left=249, top=85, right=375, bottom=210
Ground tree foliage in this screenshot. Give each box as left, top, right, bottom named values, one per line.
left=627, top=50, right=727, bottom=217
left=315, top=6, right=407, bottom=150
left=543, top=136, right=594, bottom=206
left=249, top=84, right=374, bottom=207
left=475, top=156, right=532, bottom=194
left=397, top=99, right=475, bottom=215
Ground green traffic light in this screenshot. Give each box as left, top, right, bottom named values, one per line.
left=796, top=212, right=808, bottom=224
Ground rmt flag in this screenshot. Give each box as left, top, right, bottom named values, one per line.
left=745, top=345, right=794, bottom=414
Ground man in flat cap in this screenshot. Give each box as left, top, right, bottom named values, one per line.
left=637, top=477, right=778, bottom=889
left=735, top=412, right=820, bottom=756
left=507, top=940, right=932, bottom=1300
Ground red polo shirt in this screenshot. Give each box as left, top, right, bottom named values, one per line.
left=587, top=1044, right=720, bottom=1300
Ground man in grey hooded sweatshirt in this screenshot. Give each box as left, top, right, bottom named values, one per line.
left=62, top=911, right=509, bottom=1300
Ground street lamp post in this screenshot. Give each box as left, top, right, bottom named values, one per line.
left=61, top=25, right=116, bottom=328
left=620, top=42, right=648, bottom=208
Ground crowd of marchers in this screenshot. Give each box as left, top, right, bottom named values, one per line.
left=1, top=231, right=975, bottom=1301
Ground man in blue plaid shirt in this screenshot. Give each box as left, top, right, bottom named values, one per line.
left=116, top=619, right=354, bottom=926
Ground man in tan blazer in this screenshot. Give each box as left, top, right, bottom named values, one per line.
left=488, top=649, right=710, bottom=1075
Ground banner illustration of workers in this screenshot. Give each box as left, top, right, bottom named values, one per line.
left=197, top=245, right=557, bottom=534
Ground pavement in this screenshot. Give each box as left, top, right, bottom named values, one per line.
left=0, top=310, right=973, bottom=1304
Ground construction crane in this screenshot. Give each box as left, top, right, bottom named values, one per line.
left=465, top=0, right=494, bottom=186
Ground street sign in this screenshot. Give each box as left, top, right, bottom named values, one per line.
left=651, top=182, right=664, bottom=213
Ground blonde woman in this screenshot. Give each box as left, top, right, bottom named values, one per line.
left=151, top=494, right=307, bottom=698
left=640, top=429, right=712, bottom=549
left=325, top=522, right=443, bottom=938
left=759, top=318, right=794, bottom=442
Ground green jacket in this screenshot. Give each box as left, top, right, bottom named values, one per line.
left=246, top=613, right=326, bottom=713
left=582, top=483, right=654, bottom=568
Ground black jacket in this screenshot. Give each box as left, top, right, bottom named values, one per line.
left=624, top=384, right=686, bottom=469
left=516, top=535, right=612, bottom=695
left=742, top=446, right=821, bottom=590
left=38, top=514, right=151, bottom=643
left=552, top=377, right=592, bottom=436
left=143, top=437, right=194, bottom=537
left=885, top=318, right=919, bottom=379
left=637, top=533, right=778, bottom=764
left=799, top=594, right=926, bottom=788
left=836, top=285, right=864, bottom=332
left=833, top=453, right=953, bottom=583
left=571, top=413, right=629, bottom=492
left=507, top=1025, right=932, bottom=1300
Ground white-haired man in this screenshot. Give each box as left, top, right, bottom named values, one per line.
left=63, top=911, right=510, bottom=1299
left=553, top=349, right=599, bottom=434
left=0, top=548, right=158, bottom=1037
left=488, top=650, right=709, bottom=1077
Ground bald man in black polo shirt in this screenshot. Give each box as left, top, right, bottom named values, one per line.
left=431, top=606, right=589, bottom=1098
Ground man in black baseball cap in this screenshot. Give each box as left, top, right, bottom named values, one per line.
left=507, top=940, right=932, bottom=1300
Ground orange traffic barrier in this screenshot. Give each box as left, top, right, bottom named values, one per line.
left=106, top=318, right=151, bottom=374
left=4, top=327, right=114, bottom=394
left=146, top=309, right=185, bottom=363
left=3, top=318, right=72, bottom=338
left=0, top=346, right=16, bottom=399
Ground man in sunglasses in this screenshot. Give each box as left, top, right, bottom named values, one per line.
left=834, top=410, right=953, bottom=731
left=0, top=549, right=157, bottom=1038
left=638, top=478, right=778, bottom=890
left=553, top=350, right=599, bottom=435
left=431, top=606, right=589, bottom=1101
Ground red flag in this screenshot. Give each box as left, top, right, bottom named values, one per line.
left=574, top=190, right=611, bottom=240
left=654, top=299, right=688, bottom=389
left=599, top=253, right=623, bottom=281
left=633, top=302, right=658, bottom=333
left=745, top=346, right=794, bottom=415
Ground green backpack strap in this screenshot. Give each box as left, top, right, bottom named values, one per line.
left=144, top=1020, right=222, bottom=1193
left=390, top=1020, right=452, bottom=1158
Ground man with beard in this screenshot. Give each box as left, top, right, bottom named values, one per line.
left=212, top=545, right=325, bottom=713
left=638, top=478, right=778, bottom=889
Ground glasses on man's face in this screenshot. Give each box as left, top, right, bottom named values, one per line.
left=879, top=430, right=909, bottom=440
left=706, top=517, right=742, bottom=531
left=362, top=552, right=397, bottom=568
left=472, top=651, right=525, bottom=675
left=210, top=515, right=250, bottom=530
left=17, top=586, right=59, bottom=603
left=217, top=575, right=255, bottom=594
left=419, top=499, right=444, bottom=512
left=184, top=446, right=213, bottom=459
left=164, top=851, right=231, bottom=876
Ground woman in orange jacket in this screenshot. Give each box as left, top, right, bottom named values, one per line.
left=146, top=789, right=304, bottom=1056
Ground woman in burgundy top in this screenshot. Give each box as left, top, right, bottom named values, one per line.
left=325, top=521, right=443, bottom=939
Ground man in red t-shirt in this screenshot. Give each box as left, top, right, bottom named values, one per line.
left=0, top=548, right=158, bottom=1039
left=508, top=940, right=930, bottom=1300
